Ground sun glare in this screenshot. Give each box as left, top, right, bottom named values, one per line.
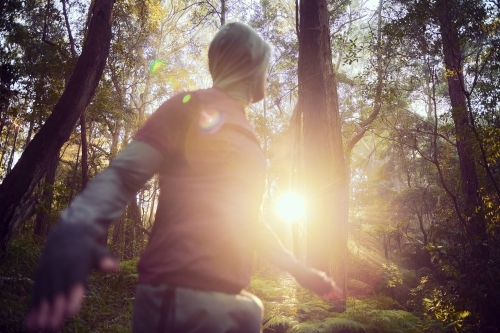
left=276, top=193, right=305, bottom=222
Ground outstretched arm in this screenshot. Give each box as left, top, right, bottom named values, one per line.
left=60, top=140, right=164, bottom=228
left=26, top=140, right=164, bottom=331
left=254, top=222, right=342, bottom=301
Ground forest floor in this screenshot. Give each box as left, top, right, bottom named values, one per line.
left=0, top=236, right=448, bottom=333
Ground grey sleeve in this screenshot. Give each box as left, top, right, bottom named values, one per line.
left=255, top=222, right=300, bottom=271
left=60, top=140, right=164, bottom=233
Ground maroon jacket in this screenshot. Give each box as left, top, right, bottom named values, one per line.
left=135, top=88, right=298, bottom=293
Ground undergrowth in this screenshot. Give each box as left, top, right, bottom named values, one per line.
left=0, top=236, right=138, bottom=332
left=249, top=266, right=448, bottom=333
left=0, top=237, right=448, bottom=332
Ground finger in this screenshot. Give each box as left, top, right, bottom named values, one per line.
left=36, top=299, right=50, bottom=328
left=99, top=256, right=120, bottom=272
left=66, top=284, right=85, bottom=317
left=48, top=293, right=66, bottom=330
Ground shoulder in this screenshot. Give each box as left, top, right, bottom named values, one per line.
left=156, top=91, right=201, bottom=114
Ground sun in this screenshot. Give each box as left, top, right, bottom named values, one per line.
left=276, top=193, right=305, bottom=222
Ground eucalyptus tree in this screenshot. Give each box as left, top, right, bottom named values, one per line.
left=294, top=0, right=391, bottom=311
left=295, top=0, right=350, bottom=311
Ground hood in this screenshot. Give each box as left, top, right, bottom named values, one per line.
left=208, top=22, right=271, bottom=104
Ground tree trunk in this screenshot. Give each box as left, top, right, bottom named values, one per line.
left=33, top=153, right=59, bottom=237
left=68, top=142, right=80, bottom=202
left=435, top=0, right=487, bottom=258
left=111, top=213, right=125, bottom=258
left=434, top=1, right=500, bottom=325
left=6, top=125, right=19, bottom=173
left=80, top=113, right=88, bottom=189
left=298, top=0, right=348, bottom=311
left=0, top=0, right=114, bottom=257
left=24, top=119, right=34, bottom=149
left=124, top=198, right=141, bottom=259
left=220, top=0, right=226, bottom=26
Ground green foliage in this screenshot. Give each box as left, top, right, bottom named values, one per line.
left=0, top=236, right=40, bottom=332
left=251, top=267, right=442, bottom=333
left=348, top=279, right=371, bottom=292
left=382, top=263, right=403, bottom=288
left=289, top=318, right=366, bottom=333
left=0, top=236, right=138, bottom=332
left=263, top=315, right=299, bottom=333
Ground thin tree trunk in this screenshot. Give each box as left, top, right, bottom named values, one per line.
left=124, top=198, right=141, bottom=259
left=220, top=0, right=226, bottom=26
left=68, top=142, right=80, bottom=202
left=33, top=154, right=59, bottom=237
left=80, top=113, right=88, bottom=189
left=6, top=125, right=19, bottom=173
left=0, top=0, right=114, bottom=257
left=147, top=176, right=158, bottom=228
left=0, top=123, right=12, bottom=172
left=112, top=214, right=125, bottom=258
left=24, top=119, right=34, bottom=149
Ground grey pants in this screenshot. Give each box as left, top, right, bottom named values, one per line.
left=132, top=284, right=263, bottom=333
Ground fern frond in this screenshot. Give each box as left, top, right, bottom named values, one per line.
left=262, top=314, right=298, bottom=332
left=288, top=318, right=366, bottom=333
left=321, top=317, right=366, bottom=332
left=348, top=279, right=371, bottom=291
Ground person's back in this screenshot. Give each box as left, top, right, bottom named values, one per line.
left=135, top=87, right=265, bottom=293
left=26, top=22, right=341, bottom=333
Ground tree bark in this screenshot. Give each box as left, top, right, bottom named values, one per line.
left=298, top=0, right=348, bottom=311
left=33, top=154, right=59, bottom=237
left=435, top=0, right=487, bottom=258
left=220, top=0, right=226, bottom=26
left=6, top=125, right=19, bottom=173
left=0, top=0, right=114, bottom=257
left=80, top=113, right=89, bottom=189
left=124, top=198, right=141, bottom=259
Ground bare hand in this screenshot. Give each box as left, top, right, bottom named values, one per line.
left=26, top=256, right=119, bottom=331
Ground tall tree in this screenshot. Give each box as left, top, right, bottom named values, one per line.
left=0, top=0, right=114, bottom=256
left=297, top=0, right=348, bottom=310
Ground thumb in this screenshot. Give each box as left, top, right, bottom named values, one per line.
left=99, top=256, right=120, bottom=272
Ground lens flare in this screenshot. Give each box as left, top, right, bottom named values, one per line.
left=183, top=94, right=192, bottom=103
left=198, top=109, right=222, bottom=133
left=276, top=193, right=305, bottom=222
left=149, top=59, right=165, bottom=75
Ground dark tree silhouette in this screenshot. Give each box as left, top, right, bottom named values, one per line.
left=0, top=0, right=114, bottom=256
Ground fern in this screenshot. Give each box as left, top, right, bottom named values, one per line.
left=288, top=321, right=322, bottom=333
left=355, top=309, right=421, bottom=333
left=263, top=314, right=298, bottom=332
left=297, top=297, right=332, bottom=321
left=348, top=279, right=371, bottom=291
left=288, top=318, right=366, bottom=333
left=321, top=318, right=366, bottom=332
